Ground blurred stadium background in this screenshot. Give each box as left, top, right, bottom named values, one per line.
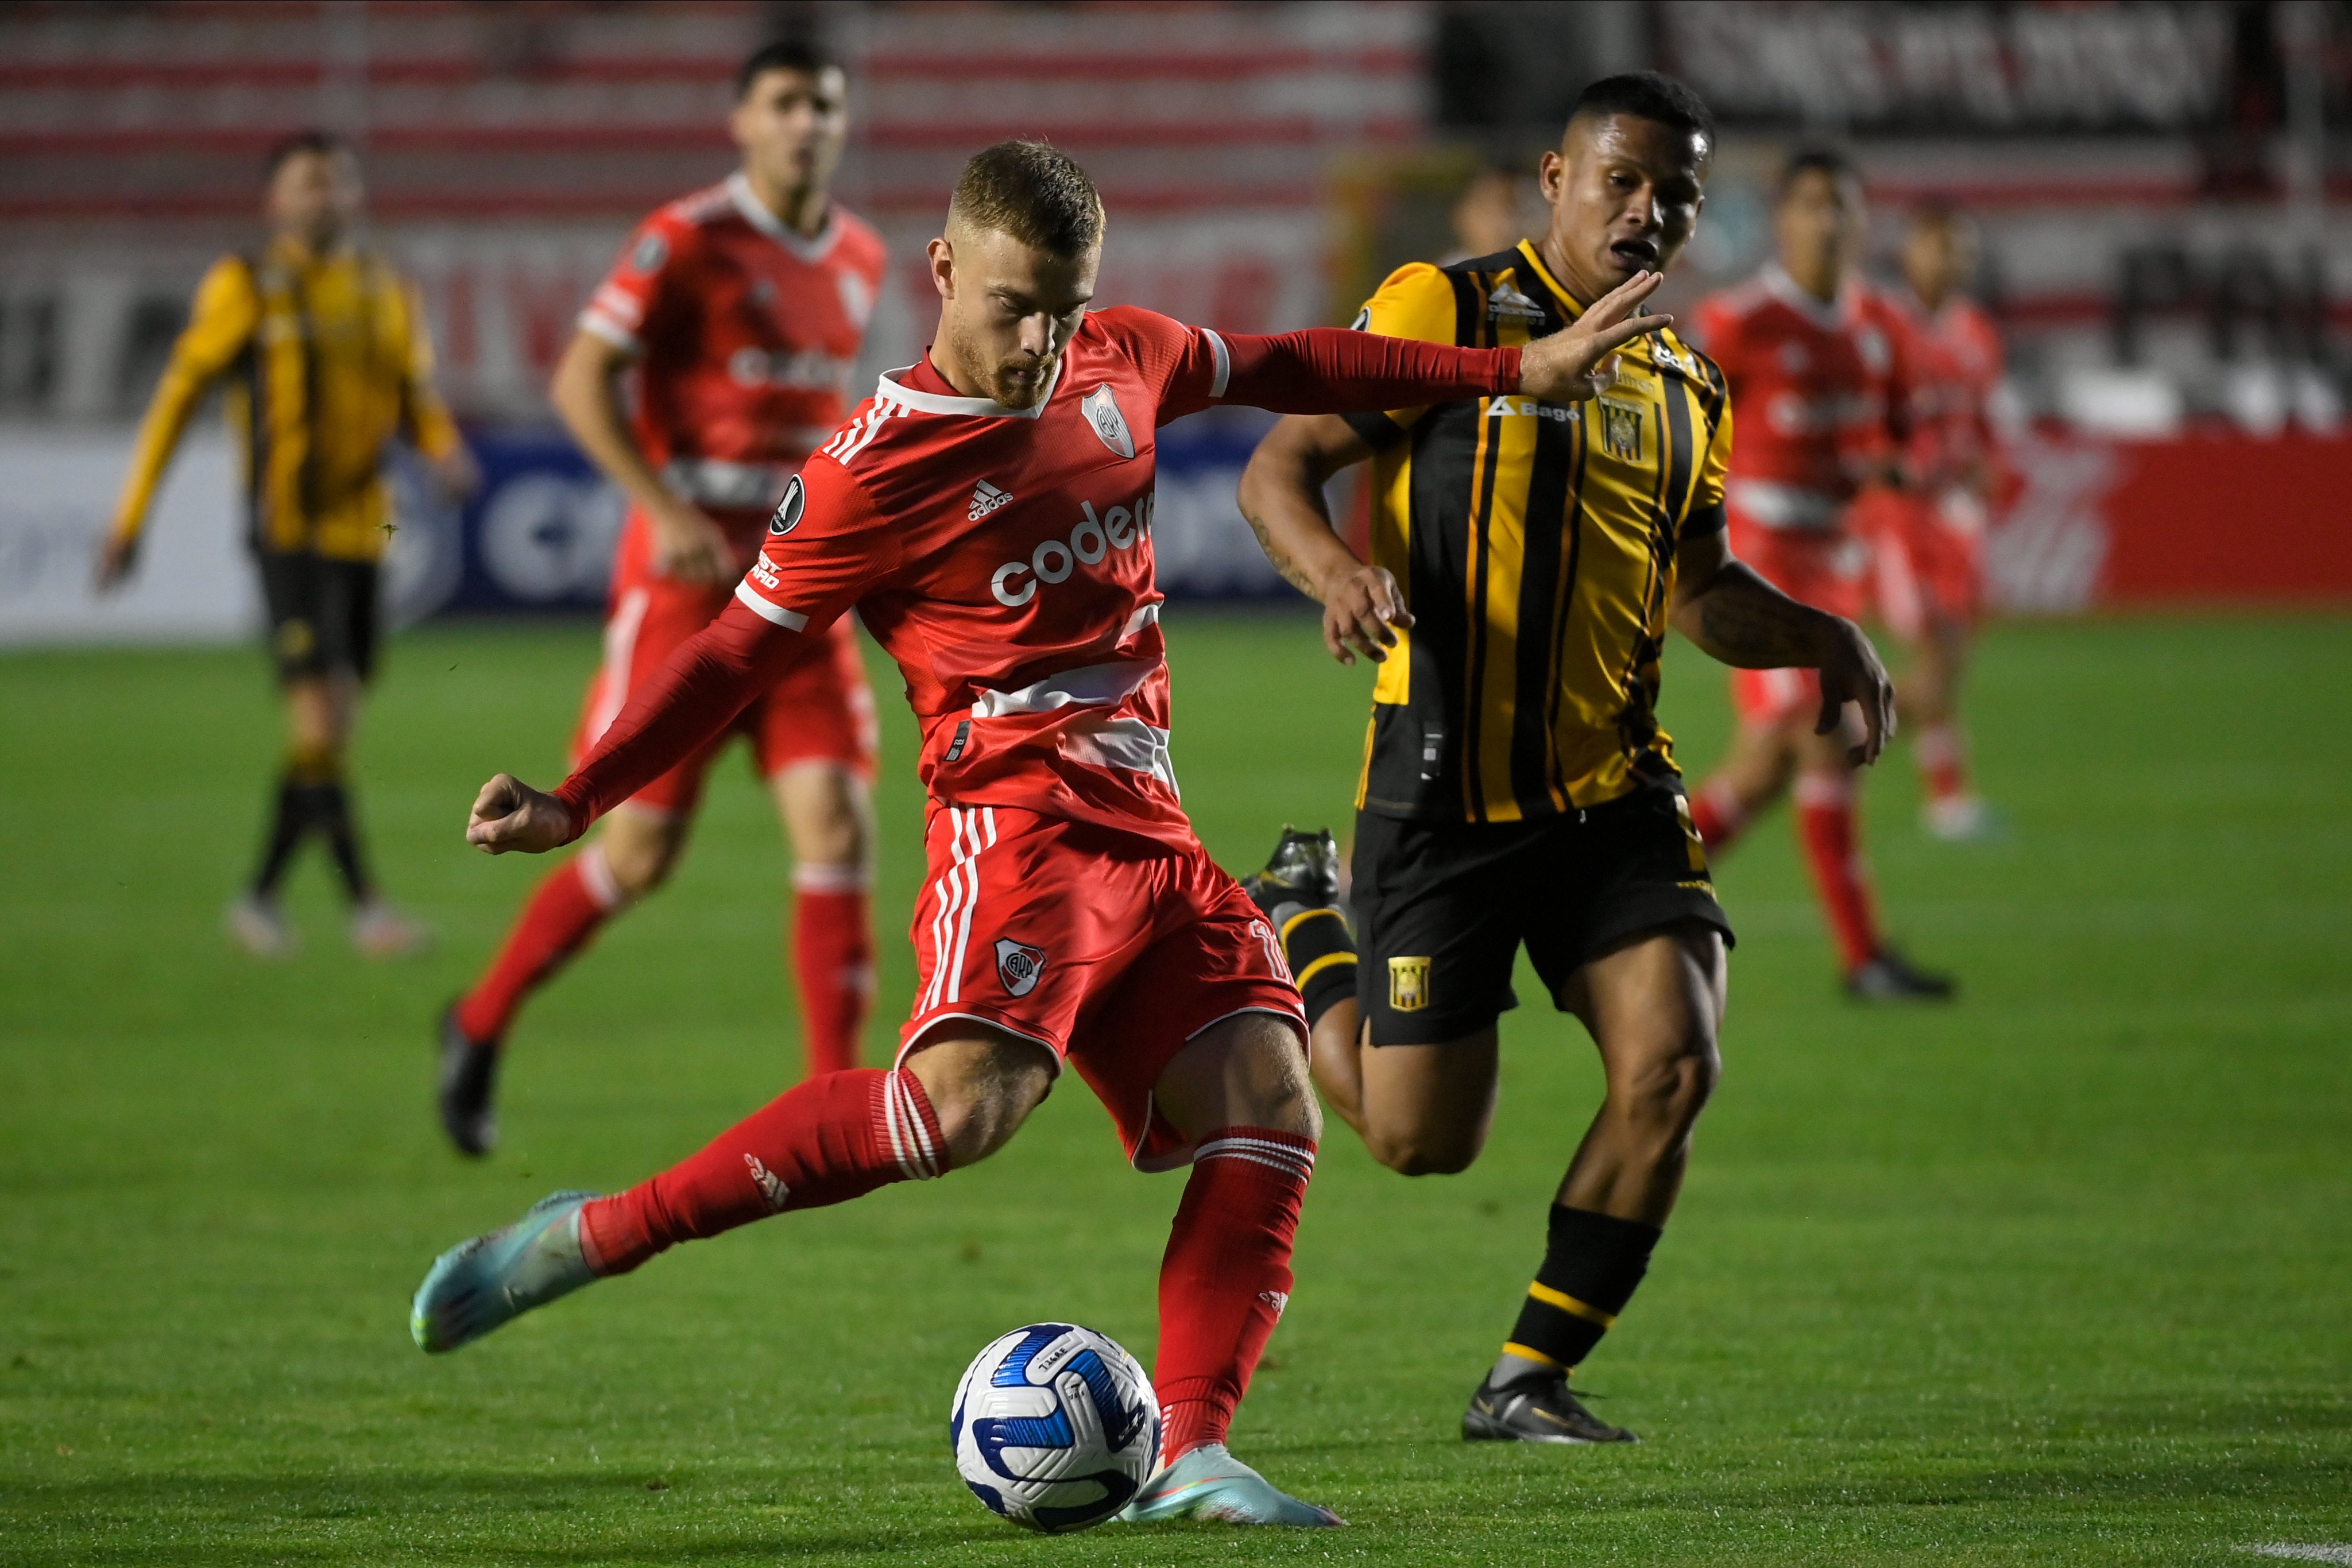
left=4, top=5, right=2349, bottom=1563
left=5, top=0, right=2351, bottom=640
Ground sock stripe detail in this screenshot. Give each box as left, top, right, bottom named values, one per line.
left=1193, top=1133, right=1315, bottom=1181
left=576, top=842, right=626, bottom=911
left=1500, top=1341, right=1567, bottom=1369
left=1291, top=951, right=1356, bottom=988
left=880, top=1068, right=943, bottom=1181
left=1527, top=1280, right=1616, bottom=1327
left=1278, top=906, right=1347, bottom=943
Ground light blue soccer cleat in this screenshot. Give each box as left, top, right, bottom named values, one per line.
left=410, top=1190, right=601, bottom=1353
left=1116, top=1442, right=1345, bottom=1527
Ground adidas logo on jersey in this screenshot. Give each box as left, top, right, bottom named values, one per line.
left=1488, top=283, right=1548, bottom=322
left=968, top=479, right=1014, bottom=521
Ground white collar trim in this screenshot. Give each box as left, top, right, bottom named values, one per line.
left=874, top=357, right=1062, bottom=420
left=1761, top=263, right=1852, bottom=331
left=727, top=171, right=841, bottom=264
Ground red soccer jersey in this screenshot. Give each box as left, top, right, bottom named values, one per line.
left=1692, top=265, right=1905, bottom=533
left=580, top=172, right=888, bottom=537
left=554, top=309, right=1525, bottom=852
left=1887, top=290, right=2003, bottom=493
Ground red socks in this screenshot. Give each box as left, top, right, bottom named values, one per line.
left=453, top=846, right=625, bottom=1044
left=581, top=1066, right=944, bottom=1275
left=791, top=870, right=874, bottom=1076
left=1915, top=722, right=1970, bottom=804
left=1793, top=771, right=1882, bottom=973
left=1686, top=776, right=1748, bottom=854
left=1154, top=1129, right=1316, bottom=1464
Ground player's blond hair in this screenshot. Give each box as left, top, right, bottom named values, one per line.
left=949, top=140, right=1105, bottom=255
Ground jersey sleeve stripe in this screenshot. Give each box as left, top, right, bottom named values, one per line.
left=1201, top=327, right=1232, bottom=399
left=732, top=579, right=808, bottom=630
left=578, top=310, right=639, bottom=351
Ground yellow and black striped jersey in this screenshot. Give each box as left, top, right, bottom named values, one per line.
left=112, top=235, right=461, bottom=562
left=1342, top=240, right=1733, bottom=823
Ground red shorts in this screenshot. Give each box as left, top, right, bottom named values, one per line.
left=1727, top=514, right=1871, bottom=725
left=1857, top=486, right=1987, bottom=640
left=897, top=804, right=1307, bottom=1172
left=572, top=510, right=877, bottom=816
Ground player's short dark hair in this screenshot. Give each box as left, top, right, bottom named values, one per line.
left=1778, top=146, right=1860, bottom=200
left=949, top=140, right=1105, bottom=255
left=1568, top=72, right=1714, bottom=155
left=737, top=35, right=838, bottom=98
left=264, top=129, right=349, bottom=178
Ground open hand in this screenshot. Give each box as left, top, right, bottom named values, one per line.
left=1320, top=562, right=1414, bottom=666
left=466, top=773, right=574, bottom=854
left=1815, top=620, right=1897, bottom=766
left=1516, top=270, right=1671, bottom=404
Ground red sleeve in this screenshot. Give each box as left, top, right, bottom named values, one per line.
left=551, top=601, right=799, bottom=834
left=1092, top=305, right=1519, bottom=425
left=579, top=207, right=694, bottom=353
left=552, top=454, right=898, bottom=836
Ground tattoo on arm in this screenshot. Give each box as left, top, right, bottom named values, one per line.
left=1244, top=509, right=1323, bottom=598
left=1687, top=563, right=1835, bottom=667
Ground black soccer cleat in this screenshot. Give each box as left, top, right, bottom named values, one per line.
left=436, top=1002, right=501, bottom=1158
left=1463, top=1375, right=1637, bottom=1445
left=1844, top=947, right=1958, bottom=1002
left=1239, top=825, right=1341, bottom=917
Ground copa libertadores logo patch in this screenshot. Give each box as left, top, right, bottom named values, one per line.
left=769, top=474, right=806, bottom=536
left=995, top=938, right=1047, bottom=998
left=1081, top=384, right=1135, bottom=460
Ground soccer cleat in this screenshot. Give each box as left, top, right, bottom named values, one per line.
left=1116, top=1443, right=1344, bottom=1527
left=351, top=897, right=431, bottom=958
left=1238, top=826, right=1341, bottom=918
left=225, top=893, right=297, bottom=958
left=436, top=1003, right=500, bottom=1158
left=1845, top=947, right=1957, bottom=1002
left=410, top=1189, right=600, bottom=1353
left=1922, top=795, right=2005, bottom=842
left=1463, top=1374, right=1638, bottom=1444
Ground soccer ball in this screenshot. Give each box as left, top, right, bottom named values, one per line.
left=950, top=1322, right=1160, bottom=1532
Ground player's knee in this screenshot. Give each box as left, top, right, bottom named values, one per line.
left=600, top=824, right=682, bottom=896
left=908, top=1033, right=1055, bottom=1169
left=1368, top=1125, right=1480, bottom=1177
left=1618, top=1029, right=1719, bottom=1135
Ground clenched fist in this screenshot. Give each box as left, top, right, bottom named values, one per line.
left=466, top=773, right=575, bottom=855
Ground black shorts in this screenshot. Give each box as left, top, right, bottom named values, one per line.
left=256, top=551, right=380, bottom=684
left=1352, top=778, right=1734, bottom=1046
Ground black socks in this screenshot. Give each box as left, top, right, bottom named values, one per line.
left=1495, top=1204, right=1662, bottom=1385
left=1275, top=905, right=1358, bottom=1028
left=251, top=761, right=373, bottom=903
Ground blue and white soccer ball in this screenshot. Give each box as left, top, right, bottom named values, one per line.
left=950, top=1322, right=1160, bottom=1532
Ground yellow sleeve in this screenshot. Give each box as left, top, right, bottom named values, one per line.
left=110, top=257, right=258, bottom=540
left=1347, top=261, right=1461, bottom=440
left=397, top=279, right=463, bottom=462
left=1695, top=389, right=1732, bottom=511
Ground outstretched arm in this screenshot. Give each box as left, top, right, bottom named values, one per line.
left=466, top=601, right=801, bottom=854
left=1212, top=270, right=1672, bottom=416
left=1235, top=415, right=1412, bottom=665
left=1670, top=518, right=1895, bottom=766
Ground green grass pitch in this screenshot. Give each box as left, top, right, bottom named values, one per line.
left=2, top=609, right=2347, bottom=1566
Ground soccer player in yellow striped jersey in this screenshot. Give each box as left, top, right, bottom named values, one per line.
left=1235, top=73, right=1898, bottom=1445
left=97, top=132, right=478, bottom=958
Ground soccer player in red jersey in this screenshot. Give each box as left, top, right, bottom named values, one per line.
left=1854, top=204, right=2005, bottom=840
left=1684, top=150, right=1954, bottom=999
left=438, top=41, right=888, bottom=1154
left=409, top=140, right=1668, bottom=1525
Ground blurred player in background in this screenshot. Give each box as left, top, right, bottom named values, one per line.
left=409, top=138, right=1665, bottom=1525
left=1858, top=204, right=2004, bottom=840
left=97, top=131, right=476, bottom=959
left=1684, top=150, right=1953, bottom=1000
left=435, top=40, right=887, bottom=1156
left=1234, top=75, right=1895, bottom=1445
left=1442, top=157, right=1529, bottom=264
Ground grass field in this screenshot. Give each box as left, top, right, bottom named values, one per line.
left=2, top=609, right=2348, bottom=1566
